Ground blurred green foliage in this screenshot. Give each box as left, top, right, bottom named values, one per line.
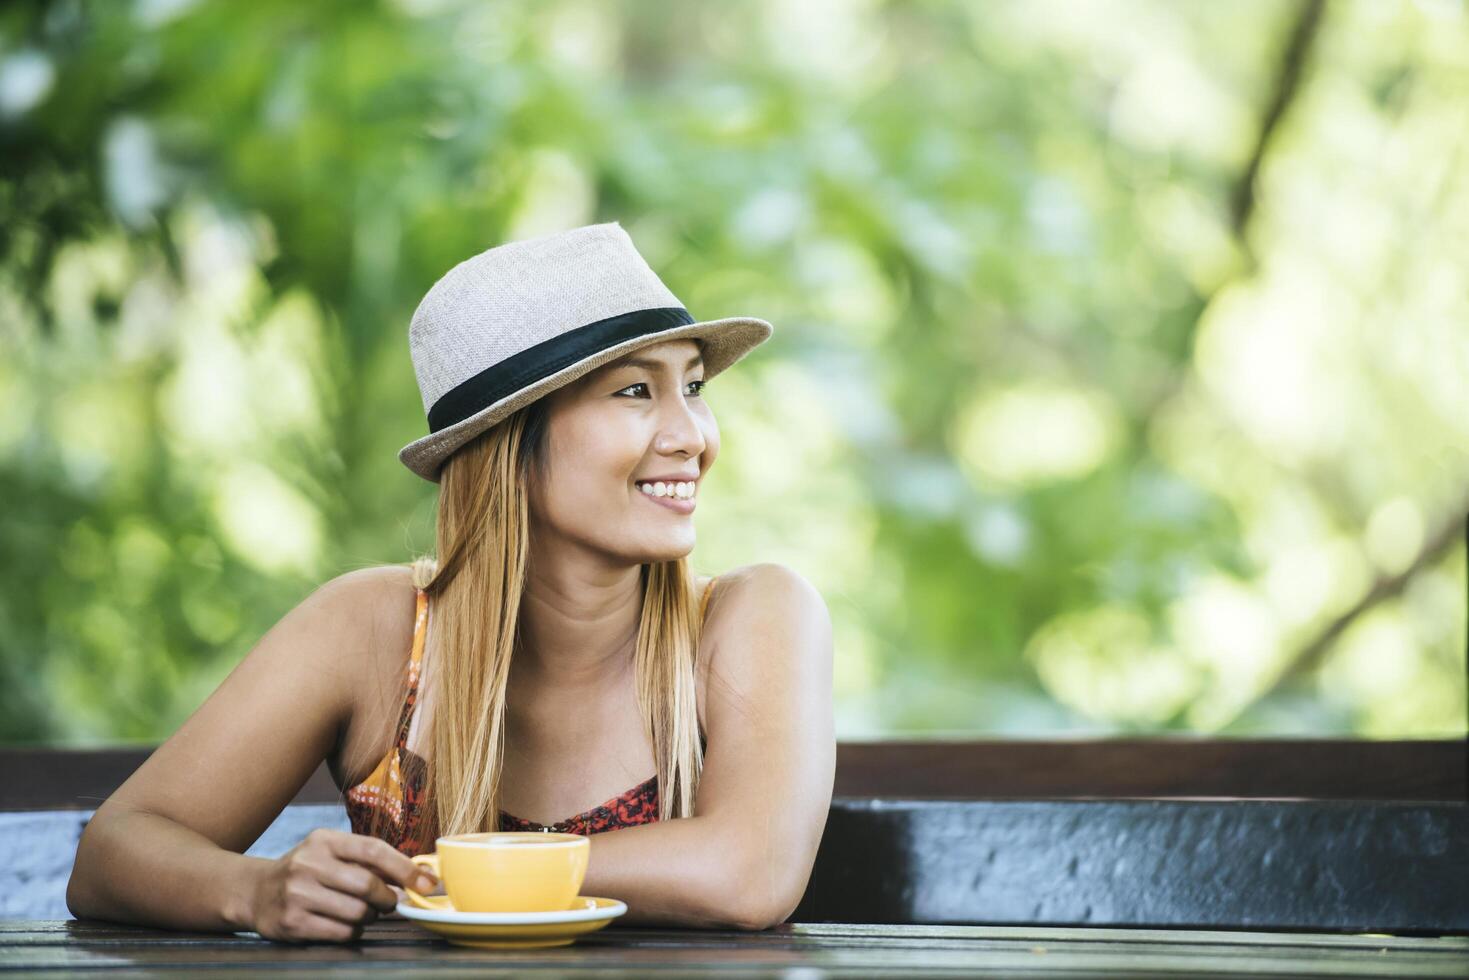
left=1, top=0, right=1465, bottom=744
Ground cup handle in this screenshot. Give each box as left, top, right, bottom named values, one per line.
left=403, top=854, right=452, bottom=911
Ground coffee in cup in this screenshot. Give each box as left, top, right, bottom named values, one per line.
left=403, top=832, right=590, bottom=913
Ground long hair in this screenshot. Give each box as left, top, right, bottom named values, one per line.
left=362, top=394, right=709, bottom=855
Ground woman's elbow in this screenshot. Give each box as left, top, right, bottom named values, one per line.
left=726, top=890, right=803, bottom=931
left=726, top=906, right=788, bottom=932
left=64, top=872, right=89, bottom=921
left=722, top=861, right=808, bottom=930
left=66, top=826, right=103, bottom=919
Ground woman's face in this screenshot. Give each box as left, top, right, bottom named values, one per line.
left=530, top=339, right=719, bottom=564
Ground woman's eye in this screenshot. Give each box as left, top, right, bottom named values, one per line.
left=616, top=381, right=707, bottom=398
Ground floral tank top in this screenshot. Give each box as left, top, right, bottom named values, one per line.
left=343, top=575, right=718, bottom=856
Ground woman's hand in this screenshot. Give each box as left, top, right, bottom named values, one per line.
left=246, top=828, right=439, bottom=943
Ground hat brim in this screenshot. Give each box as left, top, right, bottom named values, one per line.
left=398, top=315, right=773, bottom=483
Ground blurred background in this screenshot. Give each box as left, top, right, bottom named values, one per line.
left=2, top=0, right=1465, bottom=746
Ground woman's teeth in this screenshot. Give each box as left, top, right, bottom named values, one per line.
left=636, top=481, right=696, bottom=499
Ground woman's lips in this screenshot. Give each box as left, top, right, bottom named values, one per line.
left=635, top=486, right=696, bottom=514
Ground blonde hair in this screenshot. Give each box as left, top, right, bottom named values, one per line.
left=367, top=395, right=709, bottom=854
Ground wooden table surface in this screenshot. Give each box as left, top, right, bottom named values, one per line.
left=5, top=919, right=1467, bottom=978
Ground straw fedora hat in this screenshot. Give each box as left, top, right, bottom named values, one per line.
left=398, top=221, right=774, bottom=483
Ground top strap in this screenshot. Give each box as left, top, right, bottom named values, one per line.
left=699, top=575, right=718, bottom=623
left=408, top=588, right=429, bottom=670
left=393, top=589, right=430, bottom=749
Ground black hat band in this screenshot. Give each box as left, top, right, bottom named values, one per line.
left=427, top=306, right=695, bottom=434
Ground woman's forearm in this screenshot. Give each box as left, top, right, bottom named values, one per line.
left=582, top=814, right=787, bottom=930
left=69, top=808, right=787, bottom=933
left=66, top=806, right=269, bottom=933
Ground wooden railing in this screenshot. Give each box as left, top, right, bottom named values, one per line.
left=3, top=737, right=1463, bottom=811
left=5, top=739, right=1465, bottom=933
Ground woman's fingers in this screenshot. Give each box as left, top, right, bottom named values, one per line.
left=325, top=831, right=438, bottom=893
left=295, top=878, right=378, bottom=926
left=318, top=862, right=400, bottom=913
left=288, top=909, right=364, bottom=943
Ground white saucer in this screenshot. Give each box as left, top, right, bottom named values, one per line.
left=394, top=896, right=627, bottom=949
left=395, top=895, right=626, bottom=925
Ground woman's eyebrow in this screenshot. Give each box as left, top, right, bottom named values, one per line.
left=609, top=354, right=704, bottom=373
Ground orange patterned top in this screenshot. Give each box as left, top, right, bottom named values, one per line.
left=343, top=576, right=718, bottom=855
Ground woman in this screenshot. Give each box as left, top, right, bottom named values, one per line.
left=66, top=222, right=836, bottom=942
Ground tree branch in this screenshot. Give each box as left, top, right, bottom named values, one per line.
left=1270, top=496, right=1469, bottom=692
left=1135, top=0, right=1327, bottom=426
left=1229, top=0, right=1327, bottom=238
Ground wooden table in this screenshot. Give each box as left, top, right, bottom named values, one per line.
left=6, top=919, right=1467, bottom=977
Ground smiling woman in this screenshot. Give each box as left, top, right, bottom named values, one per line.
left=66, top=221, right=835, bottom=942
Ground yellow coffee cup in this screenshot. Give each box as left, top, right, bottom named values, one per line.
left=403, top=832, right=590, bottom=913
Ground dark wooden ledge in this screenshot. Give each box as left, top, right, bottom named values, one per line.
left=832, top=737, right=1467, bottom=801
left=1, top=738, right=1463, bottom=811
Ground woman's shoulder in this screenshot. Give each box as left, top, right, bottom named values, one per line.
left=704, top=562, right=820, bottom=595
left=698, top=563, right=825, bottom=629
left=319, top=563, right=424, bottom=672
left=693, top=562, right=831, bottom=735
left=336, top=561, right=422, bottom=607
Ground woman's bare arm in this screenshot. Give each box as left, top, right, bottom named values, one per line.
left=65, top=566, right=406, bottom=932
left=581, top=563, right=836, bottom=930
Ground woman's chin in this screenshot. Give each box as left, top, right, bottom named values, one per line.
left=632, top=533, right=696, bottom=563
